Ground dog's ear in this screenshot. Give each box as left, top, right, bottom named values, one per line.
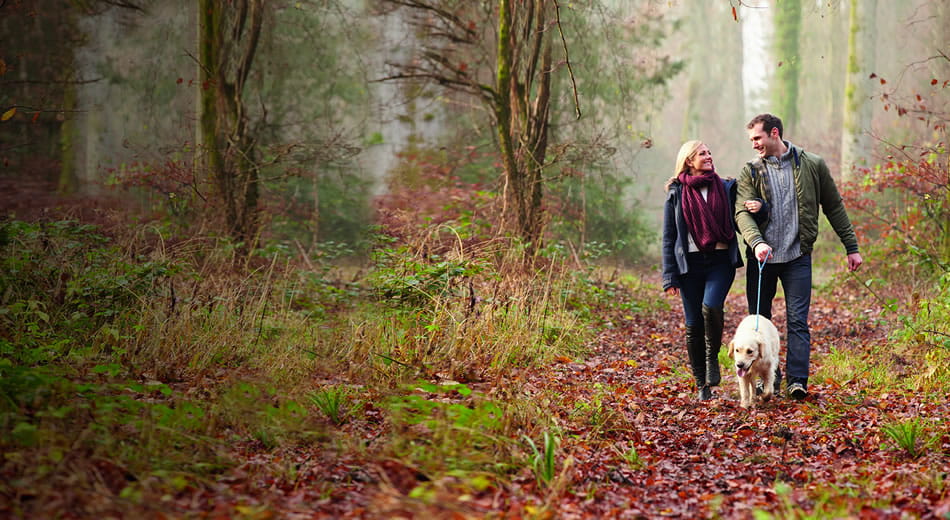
left=727, top=340, right=734, bottom=359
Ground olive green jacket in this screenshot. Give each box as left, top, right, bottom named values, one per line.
left=734, top=142, right=859, bottom=256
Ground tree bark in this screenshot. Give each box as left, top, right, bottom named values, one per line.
left=58, top=70, right=79, bottom=194
left=197, top=0, right=264, bottom=245
left=494, top=0, right=552, bottom=249
left=772, top=0, right=801, bottom=134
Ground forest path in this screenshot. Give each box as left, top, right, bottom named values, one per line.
left=340, top=269, right=945, bottom=518
left=426, top=268, right=945, bottom=518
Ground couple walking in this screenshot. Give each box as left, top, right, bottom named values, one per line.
left=661, top=113, right=864, bottom=402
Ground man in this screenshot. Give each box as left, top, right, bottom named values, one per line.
left=735, top=113, right=863, bottom=401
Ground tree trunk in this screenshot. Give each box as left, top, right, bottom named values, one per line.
left=772, top=0, right=801, bottom=134
left=197, top=0, right=264, bottom=245
left=198, top=0, right=225, bottom=212
left=841, top=0, right=877, bottom=181
left=55, top=6, right=80, bottom=195
left=937, top=4, right=950, bottom=264
left=495, top=0, right=520, bottom=239
left=58, top=70, right=79, bottom=194
left=495, top=0, right=552, bottom=250
left=379, top=0, right=561, bottom=251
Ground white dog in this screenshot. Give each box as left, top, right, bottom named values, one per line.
left=728, top=315, right=781, bottom=409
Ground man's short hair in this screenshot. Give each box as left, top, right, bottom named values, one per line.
left=747, top=113, right=783, bottom=139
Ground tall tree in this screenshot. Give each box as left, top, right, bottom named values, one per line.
left=840, top=0, right=877, bottom=180
left=493, top=0, right=556, bottom=246
left=198, top=0, right=265, bottom=244
left=772, top=0, right=801, bottom=134
left=379, top=0, right=570, bottom=249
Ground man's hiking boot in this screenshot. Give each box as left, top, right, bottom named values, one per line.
left=787, top=382, right=808, bottom=401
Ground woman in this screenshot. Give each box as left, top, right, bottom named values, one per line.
left=661, top=140, right=763, bottom=401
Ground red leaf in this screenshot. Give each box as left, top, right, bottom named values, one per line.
left=932, top=79, right=939, bottom=86
left=880, top=78, right=887, bottom=85
left=732, top=6, right=737, bottom=21
left=869, top=72, right=877, bottom=79
left=177, top=77, right=183, bottom=84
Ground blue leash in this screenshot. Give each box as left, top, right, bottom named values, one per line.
left=755, top=252, right=771, bottom=331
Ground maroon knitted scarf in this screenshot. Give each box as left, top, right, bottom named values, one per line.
left=678, top=170, right=735, bottom=251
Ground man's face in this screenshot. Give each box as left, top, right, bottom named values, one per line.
left=747, top=123, right=782, bottom=158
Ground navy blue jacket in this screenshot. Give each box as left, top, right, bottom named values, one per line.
left=662, top=178, right=763, bottom=291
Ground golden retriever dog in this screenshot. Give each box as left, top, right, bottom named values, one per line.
left=728, top=315, right=781, bottom=409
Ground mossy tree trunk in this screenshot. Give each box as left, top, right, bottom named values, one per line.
left=494, top=0, right=553, bottom=250
left=197, top=0, right=264, bottom=245
left=938, top=5, right=950, bottom=264
left=379, top=0, right=563, bottom=252
left=772, top=0, right=801, bottom=135
left=840, top=0, right=877, bottom=181
left=58, top=70, right=79, bottom=194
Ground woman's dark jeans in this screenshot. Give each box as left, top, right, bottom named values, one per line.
left=679, top=250, right=736, bottom=326
left=746, top=253, right=812, bottom=387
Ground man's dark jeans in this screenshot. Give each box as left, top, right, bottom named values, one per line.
left=746, top=253, right=812, bottom=387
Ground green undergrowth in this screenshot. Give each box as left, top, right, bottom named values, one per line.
left=813, top=258, right=950, bottom=398
left=0, top=219, right=647, bottom=514
left=796, top=232, right=950, bottom=514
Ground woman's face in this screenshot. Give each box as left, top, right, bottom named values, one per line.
left=689, top=144, right=714, bottom=174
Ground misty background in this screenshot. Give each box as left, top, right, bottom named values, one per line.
left=2, top=0, right=947, bottom=259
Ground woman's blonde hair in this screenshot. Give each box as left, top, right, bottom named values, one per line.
left=666, top=139, right=703, bottom=190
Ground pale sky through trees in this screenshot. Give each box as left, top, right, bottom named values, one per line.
left=740, top=0, right=774, bottom=120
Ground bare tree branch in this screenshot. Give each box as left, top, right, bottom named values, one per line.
left=553, top=0, right=581, bottom=120
left=385, top=0, right=478, bottom=41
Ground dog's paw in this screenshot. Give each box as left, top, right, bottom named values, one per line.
left=761, top=392, right=772, bottom=402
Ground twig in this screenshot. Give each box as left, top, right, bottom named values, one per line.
left=552, top=0, right=581, bottom=120
left=921, top=329, right=950, bottom=339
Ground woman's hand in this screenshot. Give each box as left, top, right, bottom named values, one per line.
left=665, top=287, right=680, bottom=296
left=744, top=199, right=762, bottom=213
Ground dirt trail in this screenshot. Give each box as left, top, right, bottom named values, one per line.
left=501, top=271, right=945, bottom=518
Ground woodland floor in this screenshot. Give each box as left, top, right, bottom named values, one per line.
left=294, top=280, right=947, bottom=519
left=1, top=177, right=948, bottom=519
